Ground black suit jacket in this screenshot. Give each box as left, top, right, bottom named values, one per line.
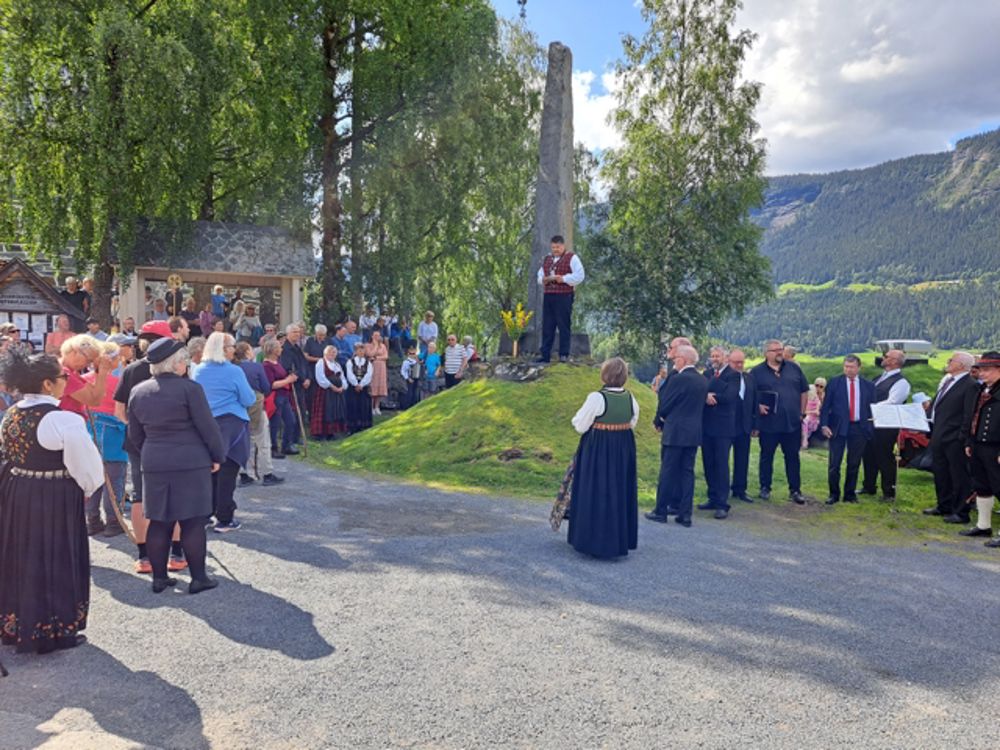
left=128, top=373, right=225, bottom=473
left=703, top=366, right=740, bottom=438
left=930, top=374, right=978, bottom=446
left=654, top=367, right=707, bottom=447
left=820, top=375, right=875, bottom=439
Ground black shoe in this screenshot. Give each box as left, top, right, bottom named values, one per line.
left=152, top=577, right=177, bottom=594
left=732, top=492, right=753, bottom=503
left=697, top=502, right=716, bottom=511
left=922, top=507, right=943, bottom=516
left=271, top=450, right=286, bottom=460
left=881, top=495, right=896, bottom=502
left=532, top=358, right=550, bottom=365
left=239, top=473, right=255, bottom=486
left=189, top=577, right=219, bottom=595
left=713, top=509, right=728, bottom=520
left=102, top=523, right=125, bottom=537
left=960, top=526, right=992, bottom=537
left=644, top=511, right=668, bottom=523
left=284, top=447, right=300, bottom=456
left=674, top=516, right=692, bottom=528
left=790, top=491, right=805, bottom=505
left=558, top=356, right=569, bottom=363
left=843, top=496, right=859, bottom=503
left=758, top=489, right=771, bottom=500
left=985, top=538, right=1000, bottom=548
left=943, top=514, right=970, bottom=524
left=262, top=473, right=285, bottom=486
left=859, top=488, right=877, bottom=496
left=665, top=507, right=679, bottom=516
left=825, top=496, right=840, bottom=505
left=87, top=518, right=106, bottom=536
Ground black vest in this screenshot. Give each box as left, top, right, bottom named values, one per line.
left=874, top=371, right=904, bottom=401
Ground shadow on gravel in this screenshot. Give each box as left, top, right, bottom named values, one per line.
left=0, top=644, right=208, bottom=748
left=353, top=517, right=1000, bottom=696
left=91, top=565, right=335, bottom=661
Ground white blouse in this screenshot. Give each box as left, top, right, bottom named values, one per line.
left=315, top=358, right=345, bottom=390
left=571, top=388, right=640, bottom=434
left=13, top=395, right=104, bottom=495
left=346, top=357, right=373, bottom=387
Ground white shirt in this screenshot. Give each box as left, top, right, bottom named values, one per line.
left=737, top=373, right=746, bottom=400
left=401, top=357, right=420, bottom=381
left=443, top=345, right=468, bottom=375
left=14, top=395, right=104, bottom=495
left=537, top=254, right=585, bottom=287
left=314, top=358, right=345, bottom=390
left=874, top=368, right=911, bottom=405
left=571, top=388, right=640, bottom=434
left=346, top=357, right=373, bottom=387
left=359, top=314, right=377, bottom=330
left=417, top=321, right=438, bottom=343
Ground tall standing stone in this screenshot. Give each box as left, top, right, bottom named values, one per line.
left=524, top=42, right=574, bottom=354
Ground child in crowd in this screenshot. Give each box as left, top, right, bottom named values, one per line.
left=211, top=284, right=228, bottom=318
left=421, top=341, right=442, bottom=398
left=401, top=347, right=422, bottom=409
left=199, top=303, right=215, bottom=338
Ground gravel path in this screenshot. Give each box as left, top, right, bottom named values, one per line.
left=2, top=461, right=1000, bottom=749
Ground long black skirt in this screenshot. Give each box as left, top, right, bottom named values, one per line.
left=567, top=428, right=638, bottom=558
left=0, top=472, right=90, bottom=653
left=346, top=386, right=372, bottom=432
left=311, top=387, right=348, bottom=437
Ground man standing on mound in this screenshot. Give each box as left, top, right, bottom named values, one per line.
left=535, top=235, right=584, bottom=363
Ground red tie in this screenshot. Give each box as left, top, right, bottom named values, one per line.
left=849, top=378, right=857, bottom=422
left=714, top=369, right=721, bottom=378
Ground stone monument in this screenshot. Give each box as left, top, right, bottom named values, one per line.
left=521, top=41, right=588, bottom=357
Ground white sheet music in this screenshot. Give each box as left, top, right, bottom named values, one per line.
left=871, top=403, right=930, bottom=432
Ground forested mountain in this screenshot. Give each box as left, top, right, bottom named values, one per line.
left=715, top=128, right=1000, bottom=354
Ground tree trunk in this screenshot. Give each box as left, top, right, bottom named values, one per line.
left=320, top=18, right=348, bottom=322
left=347, top=15, right=365, bottom=314
left=199, top=172, right=216, bottom=221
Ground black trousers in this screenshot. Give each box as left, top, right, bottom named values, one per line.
left=827, top=424, right=869, bottom=499
left=701, top=435, right=733, bottom=509
left=731, top=432, right=751, bottom=496
left=758, top=430, right=801, bottom=493
left=863, top=427, right=898, bottom=496
left=655, top=445, right=697, bottom=520
left=969, top=443, right=1000, bottom=497
left=211, top=459, right=241, bottom=524
left=931, top=437, right=972, bottom=515
left=541, top=293, right=574, bottom=360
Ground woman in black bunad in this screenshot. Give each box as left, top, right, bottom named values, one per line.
left=566, top=357, right=640, bottom=559
left=345, top=342, right=373, bottom=434
left=0, top=349, right=103, bottom=654
left=311, top=345, right=348, bottom=440
left=127, top=338, right=226, bottom=594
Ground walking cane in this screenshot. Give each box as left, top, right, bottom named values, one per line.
left=87, top=413, right=137, bottom=544
left=291, top=384, right=309, bottom=458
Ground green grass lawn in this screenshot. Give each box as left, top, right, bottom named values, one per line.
left=304, top=361, right=990, bottom=552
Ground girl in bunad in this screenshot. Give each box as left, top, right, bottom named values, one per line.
left=311, top=346, right=348, bottom=440
left=345, top=342, right=373, bottom=433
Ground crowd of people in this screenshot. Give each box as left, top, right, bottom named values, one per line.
left=558, top=338, right=1000, bottom=561
left=0, top=272, right=489, bottom=657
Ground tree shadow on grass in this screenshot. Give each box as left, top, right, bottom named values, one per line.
left=91, top=565, right=335, bottom=661
left=0, top=643, right=208, bottom=749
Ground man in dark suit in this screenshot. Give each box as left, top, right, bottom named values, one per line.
left=751, top=339, right=810, bottom=504
left=922, top=351, right=978, bottom=523
left=862, top=348, right=910, bottom=500
left=646, top=344, right=708, bottom=527
left=820, top=355, right=875, bottom=504
left=728, top=349, right=757, bottom=503
left=960, top=352, right=1000, bottom=545
left=698, top=346, right=740, bottom=519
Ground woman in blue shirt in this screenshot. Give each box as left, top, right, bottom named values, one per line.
left=191, top=332, right=256, bottom=532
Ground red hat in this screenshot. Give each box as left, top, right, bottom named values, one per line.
left=139, top=320, right=173, bottom=340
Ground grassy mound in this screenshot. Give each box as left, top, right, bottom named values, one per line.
left=307, top=359, right=981, bottom=549
left=310, top=364, right=662, bottom=501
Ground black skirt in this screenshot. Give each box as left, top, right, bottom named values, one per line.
left=142, top=468, right=214, bottom=522
left=0, top=471, right=90, bottom=653
left=346, top=386, right=372, bottom=431
left=567, top=429, right=638, bottom=558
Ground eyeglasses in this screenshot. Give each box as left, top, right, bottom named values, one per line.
left=54, top=373, right=68, bottom=381
left=766, top=348, right=782, bottom=354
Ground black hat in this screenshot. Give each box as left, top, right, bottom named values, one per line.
left=146, top=337, right=186, bottom=365
left=978, top=351, right=1000, bottom=368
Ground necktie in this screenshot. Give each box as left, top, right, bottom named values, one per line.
left=930, top=376, right=954, bottom=422
left=849, top=378, right=857, bottom=422
left=714, top=369, right=721, bottom=378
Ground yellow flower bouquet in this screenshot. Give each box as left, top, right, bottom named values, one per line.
left=500, top=303, right=533, bottom=357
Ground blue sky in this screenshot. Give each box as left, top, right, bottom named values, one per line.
left=495, top=0, right=1000, bottom=175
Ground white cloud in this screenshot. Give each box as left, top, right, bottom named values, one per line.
left=568, top=1, right=1000, bottom=176
left=734, top=0, right=1000, bottom=174
left=571, top=70, right=622, bottom=153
